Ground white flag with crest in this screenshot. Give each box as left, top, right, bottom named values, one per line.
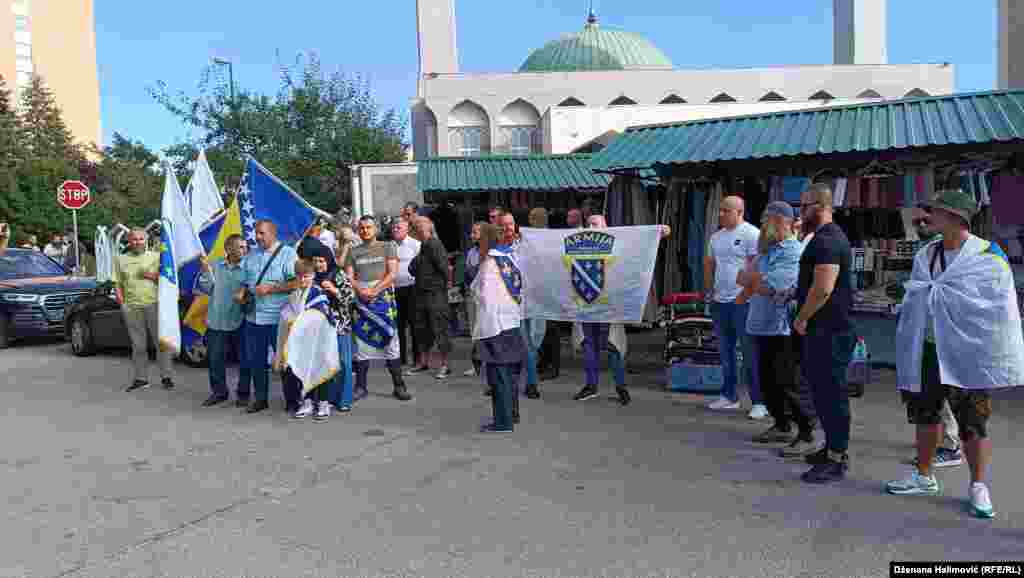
left=185, top=149, right=225, bottom=231
left=162, top=163, right=204, bottom=268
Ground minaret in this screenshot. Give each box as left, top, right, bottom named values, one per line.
left=416, top=0, right=459, bottom=85
left=833, top=0, right=888, bottom=65
left=999, top=0, right=1024, bottom=89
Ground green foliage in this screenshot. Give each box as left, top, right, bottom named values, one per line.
left=150, top=53, right=408, bottom=213
left=0, top=74, right=161, bottom=247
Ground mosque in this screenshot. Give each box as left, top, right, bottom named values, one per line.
left=410, top=0, right=956, bottom=160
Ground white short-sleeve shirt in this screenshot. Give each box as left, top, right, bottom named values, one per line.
left=709, top=222, right=760, bottom=303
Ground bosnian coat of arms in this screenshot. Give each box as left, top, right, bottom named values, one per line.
left=562, top=230, right=616, bottom=306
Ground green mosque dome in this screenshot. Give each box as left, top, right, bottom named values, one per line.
left=519, top=12, right=673, bottom=73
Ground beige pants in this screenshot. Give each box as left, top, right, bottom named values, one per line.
left=123, top=304, right=174, bottom=384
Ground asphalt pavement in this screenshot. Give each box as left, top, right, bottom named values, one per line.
left=1, top=334, right=1022, bottom=578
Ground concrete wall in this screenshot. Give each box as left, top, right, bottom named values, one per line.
left=413, top=62, right=955, bottom=158
left=3, top=0, right=102, bottom=147
left=999, top=0, right=1024, bottom=89
left=351, top=163, right=421, bottom=218
left=834, top=0, right=887, bottom=65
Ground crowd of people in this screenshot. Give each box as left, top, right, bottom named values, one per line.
left=108, top=182, right=1022, bottom=520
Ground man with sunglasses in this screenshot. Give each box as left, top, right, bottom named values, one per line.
left=793, top=182, right=855, bottom=484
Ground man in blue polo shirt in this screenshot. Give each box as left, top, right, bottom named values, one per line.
left=198, top=233, right=250, bottom=407
left=237, top=220, right=298, bottom=414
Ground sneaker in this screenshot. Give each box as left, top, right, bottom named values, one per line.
left=480, top=423, right=514, bottom=434
left=525, top=384, right=541, bottom=399
left=708, top=397, right=741, bottom=410
left=707, top=396, right=731, bottom=409
left=748, top=404, right=769, bottom=420
left=201, top=394, right=229, bottom=407
left=434, top=366, right=451, bottom=380
left=234, top=398, right=250, bottom=408
left=801, top=454, right=848, bottom=484
left=615, top=386, right=631, bottom=406
left=573, top=385, right=598, bottom=402
left=779, top=437, right=822, bottom=458
left=907, top=447, right=964, bottom=469
left=336, top=404, right=352, bottom=413
left=161, top=378, right=175, bottom=390
left=353, top=387, right=369, bottom=402
left=393, top=386, right=412, bottom=401
left=462, top=368, right=479, bottom=377
left=752, top=426, right=795, bottom=444
left=886, top=471, right=941, bottom=496
left=292, top=399, right=314, bottom=420
left=404, top=365, right=430, bottom=376
left=969, top=482, right=995, bottom=519
left=125, top=380, right=149, bottom=393
left=314, top=401, right=331, bottom=422
left=805, top=447, right=829, bottom=466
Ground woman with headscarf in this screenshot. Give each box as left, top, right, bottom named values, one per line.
left=471, top=223, right=524, bottom=433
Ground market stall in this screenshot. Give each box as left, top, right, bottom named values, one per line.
left=591, top=88, right=1024, bottom=373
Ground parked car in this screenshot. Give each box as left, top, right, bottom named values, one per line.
left=64, top=281, right=212, bottom=367
left=0, top=248, right=97, bottom=348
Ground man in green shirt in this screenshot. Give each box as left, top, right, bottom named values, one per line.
left=116, top=228, right=175, bottom=392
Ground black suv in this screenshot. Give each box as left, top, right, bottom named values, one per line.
left=0, top=248, right=97, bottom=348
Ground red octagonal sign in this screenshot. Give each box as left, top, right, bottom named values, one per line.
left=58, top=180, right=91, bottom=210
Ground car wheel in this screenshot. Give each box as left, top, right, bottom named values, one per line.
left=0, top=314, right=9, bottom=349
left=70, top=315, right=97, bottom=357
left=180, top=336, right=208, bottom=368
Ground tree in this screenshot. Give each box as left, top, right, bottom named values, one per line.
left=150, top=53, right=407, bottom=213
left=18, top=75, right=80, bottom=162
left=0, top=76, right=21, bottom=202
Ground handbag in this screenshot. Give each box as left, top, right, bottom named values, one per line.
left=242, top=243, right=286, bottom=314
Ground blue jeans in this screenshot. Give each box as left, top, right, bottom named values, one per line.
left=333, top=333, right=354, bottom=408
left=582, top=323, right=625, bottom=388
left=710, top=302, right=749, bottom=403
left=521, top=319, right=544, bottom=387
left=244, top=322, right=278, bottom=402
left=207, top=328, right=251, bottom=399
left=745, top=332, right=763, bottom=405
left=486, top=363, right=519, bottom=431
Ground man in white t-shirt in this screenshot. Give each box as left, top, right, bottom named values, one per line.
left=392, top=219, right=422, bottom=366
left=704, top=195, right=760, bottom=410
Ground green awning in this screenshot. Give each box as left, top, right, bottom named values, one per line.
left=590, top=89, right=1024, bottom=172
left=418, top=154, right=610, bottom=193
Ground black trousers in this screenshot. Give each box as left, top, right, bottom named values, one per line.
left=395, top=286, right=418, bottom=364
left=538, top=322, right=563, bottom=374
left=756, top=334, right=817, bottom=437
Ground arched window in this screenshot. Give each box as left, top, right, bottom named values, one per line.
left=904, top=88, right=930, bottom=98
left=809, top=90, right=835, bottom=101
left=448, top=100, right=490, bottom=157
left=609, top=96, right=637, bottom=106
left=857, top=89, right=882, bottom=99
left=557, top=97, right=586, bottom=107
left=709, top=93, right=737, bottom=103
left=414, top=104, right=438, bottom=159
left=499, top=99, right=542, bottom=156
left=659, top=94, right=687, bottom=104
left=759, top=91, right=786, bottom=102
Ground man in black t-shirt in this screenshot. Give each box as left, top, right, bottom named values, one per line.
left=793, top=182, right=856, bottom=485
left=408, top=217, right=454, bottom=379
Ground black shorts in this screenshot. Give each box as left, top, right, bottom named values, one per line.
left=900, top=341, right=993, bottom=439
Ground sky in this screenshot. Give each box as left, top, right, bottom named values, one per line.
left=95, top=0, right=998, bottom=153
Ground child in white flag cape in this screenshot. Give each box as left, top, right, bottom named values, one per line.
left=888, top=190, right=1024, bottom=519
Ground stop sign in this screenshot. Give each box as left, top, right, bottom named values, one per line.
left=58, top=180, right=91, bottom=210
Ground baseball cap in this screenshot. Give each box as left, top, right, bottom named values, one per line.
left=921, top=189, right=978, bottom=224
left=763, top=201, right=795, bottom=221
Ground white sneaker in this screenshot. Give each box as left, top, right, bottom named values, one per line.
left=293, top=399, right=314, bottom=419
left=462, top=368, right=478, bottom=377
left=314, top=401, right=331, bottom=422
left=748, top=404, right=769, bottom=420
left=969, top=482, right=995, bottom=518
left=886, top=471, right=941, bottom=496
left=707, top=396, right=730, bottom=409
